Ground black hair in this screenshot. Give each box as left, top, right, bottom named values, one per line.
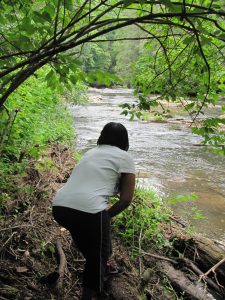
left=97, top=122, right=129, bottom=151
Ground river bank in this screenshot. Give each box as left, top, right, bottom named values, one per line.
left=0, top=143, right=224, bottom=299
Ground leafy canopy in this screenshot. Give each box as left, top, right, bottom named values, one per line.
left=0, top=0, right=224, bottom=150
left=0, top=0, right=224, bottom=105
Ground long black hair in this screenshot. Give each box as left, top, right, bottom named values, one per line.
left=97, top=122, right=129, bottom=151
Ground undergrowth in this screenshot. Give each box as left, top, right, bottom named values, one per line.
left=112, top=185, right=172, bottom=257
left=0, top=67, right=84, bottom=213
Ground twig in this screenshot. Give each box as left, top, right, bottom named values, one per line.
left=145, top=289, right=158, bottom=300
left=199, top=257, right=225, bottom=287
left=141, top=251, right=176, bottom=264
left=55, top=239, right=67, bottom=297
left=138, top=228, right=143, bottom=276
left=0, top=232, right=17, bottom=252
left=0, top=225, right=35, bottom=232
left=177, top=257, right=222, bottom=293
left=170, top=216, right=186, bottom=228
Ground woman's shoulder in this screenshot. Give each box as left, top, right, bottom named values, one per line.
left=97, top=144, right=126, bottom=154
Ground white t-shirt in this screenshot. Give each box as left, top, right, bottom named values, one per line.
left=52, top=145, right=135, bottom=213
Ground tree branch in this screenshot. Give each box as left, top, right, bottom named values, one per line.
left=186, top=17, right=211, bottom=121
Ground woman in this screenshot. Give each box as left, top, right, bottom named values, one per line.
left=52, top=122, right=135, bottom=300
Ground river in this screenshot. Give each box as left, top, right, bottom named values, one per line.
left=70, top=88, right=225, bottom=241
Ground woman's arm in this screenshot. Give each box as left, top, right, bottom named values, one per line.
left=107, top=173, right=135, bottom=218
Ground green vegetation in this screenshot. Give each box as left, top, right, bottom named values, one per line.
left=112, top=188, right=206, bottom=257
left=0, top=68, right=75, bottom=158
left=129, top=28, right=225, bottom=152
left=0, top=67, right=82, bottom=213
left=113, top=186, right=171, bottom=256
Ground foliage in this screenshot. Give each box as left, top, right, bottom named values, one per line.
left=112, top=186, right=171, bottom=255
left=80, top=40, right=112, bottom=73
left=167, top=193, right=198, bottom=204
left=110, top=26, right=145, bottom=84
left=113, top=188, right=206, bottom=257
left=0, top=67, right=75, bottom=160
left=62, top=80, right=89, bottom=105
left=192, top=117, right=225, bottom=154
left=0, top=67, right=76, bottom=213
left=123, top=23, right=225, bottom=150
left=0, top=0, right=224, bottom=105
left=40, top=240, right=55, bottom=257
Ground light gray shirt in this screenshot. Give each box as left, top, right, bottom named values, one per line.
left=52, top=145, right=135, bottom=213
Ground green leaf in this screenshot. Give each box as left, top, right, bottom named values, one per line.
left=159, top=0, right=173, bottom=8
left=33, top=11, right=52, bottom=23
left=0, top=15, right=7, bottom=25
left=218, top=33, right=225, bottom=40
left=129, top=113, right=134, bottom=121
left=70, top=75, right=77, bottom=85
left=200, top=36, right=211, bottom=45
left=65, top=0, right=73, bottom=11
left=211, top=3, right=221, bottom=9
left=22, top=16, right=31, bottom=28
left=45, top=70, right=58, bottom=89
left=44, top=4, right=55, bottom=17
left=42, top=11, right=52, bottom=23
left=121, top=110, right=128, bottom=116
left=45, top=70, right=54, bottom=81
left=122, top=0, right=135, bottom=8
left=183, top=36, right=195, bottom=45
left=184, top=102, right=195, bottom=110
left=136, top=111, right=142, bottom=119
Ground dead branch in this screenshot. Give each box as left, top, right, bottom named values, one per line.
left=141, top=251, right=176, bottom=264
left=199, top=257, right=225, bottom=286
left=0, top=232, right=17, bottom=252
left=178, top=257, right=222, bottom=293
left=55, top=239, right=67, bottom=297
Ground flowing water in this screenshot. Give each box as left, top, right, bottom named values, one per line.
left=71, top=88, right=225, bottom=241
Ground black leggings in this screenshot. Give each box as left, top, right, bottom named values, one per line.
left=52, top=206, right=111, bottom=293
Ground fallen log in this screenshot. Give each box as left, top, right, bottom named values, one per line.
left=143, top=254, right=223, bottom=300
left=141, top=251, right=222, bottom=294
left=156, top=260, right=218, bottom=300
left=141, top=233, right=225, bottom=300
left=172, top=234, right=225, bottom=288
